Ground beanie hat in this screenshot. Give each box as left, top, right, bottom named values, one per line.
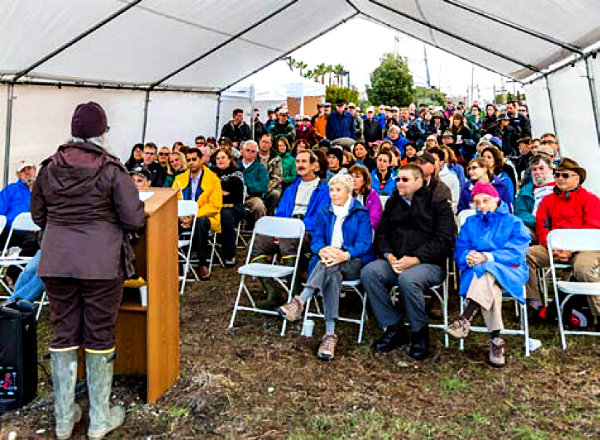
left=471, top=182, right=499, bottom=200
left=71, top=102, right=107, bottom=138
left=327, top=147, right=344, bottom=166
left=489, top=136, right=502, bottom=148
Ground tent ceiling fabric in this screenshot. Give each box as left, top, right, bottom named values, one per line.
left=1, top=0, right=599, bottom=91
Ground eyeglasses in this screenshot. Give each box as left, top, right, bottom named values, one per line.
left=158, top=152, right=169, bottom=156
left=195, top=141, right=205, bottom=145
left=541, top=140, right=555, bottom=145
left=244, top=149, right=257, bottom=153
left=554, top=171, right=576, bottom=179
left=396, top=177, right=411, bottom=182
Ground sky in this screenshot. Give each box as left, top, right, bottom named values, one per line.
left=245, top=17, right=523, bottom=104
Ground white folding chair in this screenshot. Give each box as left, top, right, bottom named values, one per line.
left=457, top=209, right=476, bottom=230
left=302, top=279, right=368, bottom=344
left=391, top=279, right=449, bottom=348
left=35, top=290, right=49, bottom=321
left=208, top=231, right=225, bottom=274
left=458, top=287, right=530, bottom=357
left=229, top=216, right=305, bottom=336
left=548, top=229, right=600, bottom=349
left=177, top=200, right=199, bottom=295
left=0, top=213, right=40, bottom=296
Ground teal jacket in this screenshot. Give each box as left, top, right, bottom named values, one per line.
left=514, top=182, right=535, bottom=229
left=278, top=151, right=297, bottom=184
left=240, top=160, right=269, bottom=198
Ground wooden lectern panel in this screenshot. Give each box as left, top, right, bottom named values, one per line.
left=114, top=188, right=180, bottom=403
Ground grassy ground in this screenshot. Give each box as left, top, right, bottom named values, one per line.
left=1, top=250, right=598, bottom=439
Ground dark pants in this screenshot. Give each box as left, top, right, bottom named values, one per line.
left=180, top=217, right=211, bottom=266
left=0, top=229, right=40, bottom=281
left=43, top=277, right=124, bottom=351
left=361, top=259, right=445, bottom=332
left=219, top=206, right=244, bottom=260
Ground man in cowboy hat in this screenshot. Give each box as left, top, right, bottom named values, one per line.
left=525, top=158, right=600, bottom=320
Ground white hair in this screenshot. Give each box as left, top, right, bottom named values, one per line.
left=328, top=173, right=353, bottom=194
left=389, top=125, right=401, bottom=134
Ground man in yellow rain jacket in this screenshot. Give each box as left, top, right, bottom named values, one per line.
left=173, top=147, right=222, bottom=280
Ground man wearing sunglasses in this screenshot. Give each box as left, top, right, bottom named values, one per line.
left=361, top=163, right=454, bottom=361
left=526, top=158, right=600, bottom=321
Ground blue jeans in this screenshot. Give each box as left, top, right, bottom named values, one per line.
left=9, top=250, right=44, bottom=303
left=361, top=259, right=445, bottom=332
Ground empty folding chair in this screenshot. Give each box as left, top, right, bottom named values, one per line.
left=177, top=200, right=199, bottom=295
left=302, top=279, right=368, bottom=344
left=547, top=229, right=600, bottom=349
left=229, top=216, right=305, bottom=336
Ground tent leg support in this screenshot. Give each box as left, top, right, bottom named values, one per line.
left=545, top=76, right=557, bottom=135
left=585, top=57, right=600, bottom=148
left=3, top=84, right=14, bottom=186
left=215, top=92, right=222, bottom=138
left=141, top=90, right=150, bottom=143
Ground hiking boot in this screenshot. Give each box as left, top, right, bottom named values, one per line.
left=224, top=257, right=236, bottom=268
left=278, top=296, right=305, bottom=322
left=317, top=334, right=338, bottom=361
left=409, top=325, right=430, bottom=361
left=51, top=349, right=82, bottom=440
left=86, top=351, right=125, bottom=440
left=372, top=323, right=410, bottom=353
left=446, top=317, right=470, bottom=339
left=198, top=265, right=210, bottom=280
left=488, top=337, right=506, bottom=368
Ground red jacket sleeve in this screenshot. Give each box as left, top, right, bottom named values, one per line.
left=583, top=190, right=600, bottom=229
left=536, top=196, right=551, bottom=247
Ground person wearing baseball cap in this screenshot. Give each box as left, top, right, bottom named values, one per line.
left=326, top=99, right=355, bottom=141
left=526, top=157, right=600, bottom=322
left=494, top=112, right=519, bottom=157
left=129, top=164, right=152, bottom=190
left=31, top=102, right=145, bottom=439
left=364, top=106, right=383, bottom=145
left=447, top=181, right=530, bottom=368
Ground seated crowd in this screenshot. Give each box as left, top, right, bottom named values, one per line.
left=6, top=99, right=599, bottom=370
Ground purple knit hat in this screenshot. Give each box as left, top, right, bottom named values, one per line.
left=472, top=182, right=499, bottom=199
left=71, top=102, right=107, bottom=138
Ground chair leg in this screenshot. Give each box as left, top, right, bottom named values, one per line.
left=208, top=234, right=217, bottom=274
left=36, top=291, right=47, bottom=321
left=443, top=283, right=449, bottom=349
left=556, top=296, right=568, bottom=349
left=229, top=276, right=246, bottom=329
left=358, top=288, right=367, bottom=344
left=459, top=298, right=465, bottom=352
left=521, top=302, right=530, bottom=357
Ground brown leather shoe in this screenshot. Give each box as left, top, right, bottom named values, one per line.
left=317, top=334, right=338, bottom=361
left=198, top=265, right=210, bottom=280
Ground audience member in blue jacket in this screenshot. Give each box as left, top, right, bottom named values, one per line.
left=384, top=125, right=409, bottom=158
left=370, top=150, right=397, bottom=196
left=457, top=158, right=512, bottom=213
left=249, top=150, right=330, bottom=310
left=326, top=99, right=355, bottom=140
left=278, top=174, right=374, bottom=361
left=447, top=182, right=530, bottom=368
left=0, top=161, right=40, bottom=283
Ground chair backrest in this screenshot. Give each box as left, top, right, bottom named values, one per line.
left=12, top=212, right=40, bottom=232
left=177, top=200, right=198, bottom=218
left=547, top=229, right=600, bottom=253
left=253, top=216, right=305, bottom=239
left=0, top=215, right=7, bottom=236
left=457, top=209, right=476, bottom=228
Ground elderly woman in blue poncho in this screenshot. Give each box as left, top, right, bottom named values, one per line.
left=447, top=182, right=530, bottom=368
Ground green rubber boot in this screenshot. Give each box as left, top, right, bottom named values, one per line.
left=51, top=349, right=82, bottom=440
left=252, top=255, right=286, bottom=310
left=86, top=351, right=125, bottom=440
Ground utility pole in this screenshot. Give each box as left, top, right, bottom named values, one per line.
left=423, top=44, right=431, bottom=88
left=470, top=65, right=475, bottom=105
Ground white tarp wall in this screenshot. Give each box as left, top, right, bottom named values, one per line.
left=2, top=85, right=219, bottom=184
left=525, top=58, right=600, bottom=194
left=0, top=85, right=7, bottom=182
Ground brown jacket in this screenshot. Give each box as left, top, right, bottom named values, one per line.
left=31, top=142, right=145, bottom=279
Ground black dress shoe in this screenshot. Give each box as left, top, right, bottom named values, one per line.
left=372, top=323, right=410, bottom=353
left=408, top=325, right=430, bottom=361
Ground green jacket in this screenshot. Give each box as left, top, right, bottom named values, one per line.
left=269, top=121, right=296, bottom=145
left=278, top=152, right=297, bottom=184
left=163, top=169, right=185, bottom=188
left=514, top=182, right=535, bottom=229
left=241, top=160, right=269, bottom=198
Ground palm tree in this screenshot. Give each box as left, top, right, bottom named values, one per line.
left=315, top=63, right=327, bottom=84
left=325, top=65, right=335, bottom=86
left=286, top=56, right=296, bottom=71
left=334, top=64, right=345, bottom=86
left=304, top=69, right=314, bottom=80
left=296, top=61, right=308, bottom=77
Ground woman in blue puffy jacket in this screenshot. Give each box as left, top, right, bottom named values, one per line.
left=370, top=150, right=397, bottom=196
left=278, top=174, right=375, bottom=361
left=447, top=182, right=530, bottom=368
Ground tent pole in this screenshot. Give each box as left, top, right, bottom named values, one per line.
left=141, top=90, right=150, bottom=143
left=250, top=85, right=256, bottom=140
left=3, top=84, right=14, bottom=186
left=585, top=57, right=600, bottom=148
left=215, top=92, right=222, bottom=138
left=545, top=76, right=557, bottom=135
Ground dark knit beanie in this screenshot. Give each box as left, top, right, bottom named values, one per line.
left=71, top=102, right=107, bottom=138
left=327, top=147, right=343, bottom=166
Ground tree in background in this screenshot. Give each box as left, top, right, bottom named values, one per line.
left=366, top=53, right=414, bottom=106
left=413, top=86, right=447, bottom=106
left=334, top=64, right=345, bottom=87
left=315, top=63, right=327, bottom=84
left=326, top=85, right=359, bottom=106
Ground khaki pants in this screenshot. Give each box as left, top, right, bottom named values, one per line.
left=245, top=197, right=267, bottom=221
left=526, top=245, right=600, bottom=316
left=466, top=273, right=504, bottom=332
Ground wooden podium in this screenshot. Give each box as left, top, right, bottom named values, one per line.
left=114, top=188, right=180, bottom=403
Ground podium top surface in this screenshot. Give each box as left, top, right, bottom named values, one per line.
left=140, top=188, right=178, bottom=216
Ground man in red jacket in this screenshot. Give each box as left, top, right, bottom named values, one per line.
left=526, top=158, right=600, bottom=319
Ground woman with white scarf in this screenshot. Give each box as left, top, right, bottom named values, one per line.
left=278, top=174, right=375, bottom=360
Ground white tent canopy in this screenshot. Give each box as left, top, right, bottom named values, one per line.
left=1, top=1, right=600, bottom=188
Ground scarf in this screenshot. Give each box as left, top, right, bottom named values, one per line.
left=331, top=196, right=352, bottom=249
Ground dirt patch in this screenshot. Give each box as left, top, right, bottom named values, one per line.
left=1, top=250, right=599, bottom=439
